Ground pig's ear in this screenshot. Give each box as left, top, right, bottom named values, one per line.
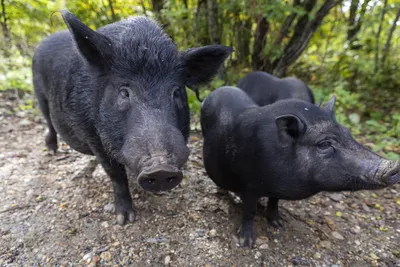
left=322, top=95, right=336, bottom=113
left=275, top=114, right=306, bottom=143
left=182, top=45, right=234, bottom=95
left=61, top=10, right=113, bottom=67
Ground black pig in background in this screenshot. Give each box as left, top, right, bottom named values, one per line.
left=237, top=71, right=315, bottom=105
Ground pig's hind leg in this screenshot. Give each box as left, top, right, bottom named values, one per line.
left=266, top=197, right=285, bottom=228
left=36, top=93, right=58, bottom=153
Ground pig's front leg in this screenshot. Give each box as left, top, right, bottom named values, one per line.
left=239, top=191, right=259, bottom=248
left=93, top=149, right=135, bottom=225
left=266, top=197, right=284, bottom=228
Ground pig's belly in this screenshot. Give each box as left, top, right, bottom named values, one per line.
left=49, top=112, right=94, bottom=155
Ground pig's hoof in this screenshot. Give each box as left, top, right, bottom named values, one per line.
left=267, top=213, right=285, bottom=229
left=269, top=218, right=285, bottom=229
left=267, top=215, right=285, bottom=229
left=239, top=229, right=254, bottom=248
left=115, top=206, right=135, bottom=225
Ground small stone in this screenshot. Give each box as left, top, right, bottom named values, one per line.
left=254, top=251, right=261, bottom=259
left=329, top=193, right=344, bottom=202
left=354, top=240, right=361, bottom=246
left=101, top=221, right=109, bottom=228
left=209, top=229, right=217, bottom=237
left=320, top=240, right=332, bottom=249
left=255, top=236, right=269, bottom=246
left=82, top=252, right=94, bottom=263
left=351, top=226, right=361, bottom=234
left=103, top=203, right=114, bottom=213
left=313, top=252, right=321, bottom=259
left=91, top=256, right=101, bottom=263
left=134, top=194, right=139, bottom=199
left=369, top=252, right=379, bottom=260
left=165, top=255, right=171, bottom=265
left=362, top=203, right=371, bottom=212
left=332, top=231, right=345, bottom=240
left=259, top=244, right=269, bottom=250
left=18, top=119, right=32, bottom=127
left=291, top=256, right=302, bottom=265
left=100, top=251, right=112, bottom=261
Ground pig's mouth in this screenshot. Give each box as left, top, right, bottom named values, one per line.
left=377, top=160, right=400, bottom=186
left=358, top=160, right=400, bottom=189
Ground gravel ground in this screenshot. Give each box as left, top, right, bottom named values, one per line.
left=0, top=91, right=399, bottom=267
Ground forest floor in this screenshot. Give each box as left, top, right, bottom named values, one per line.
left=0, top=90, right=399, bottom=267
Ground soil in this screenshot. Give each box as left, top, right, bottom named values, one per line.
left=0, top=91, right=399, bottom=267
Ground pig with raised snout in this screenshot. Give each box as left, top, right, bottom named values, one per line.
left=200, top=86, right=400, bottom=248
left=32, top=11, right=233, bottom=225
left=237, top=71, right=315, bottom=105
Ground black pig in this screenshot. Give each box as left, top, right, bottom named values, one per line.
left=32, top=11, right=233, bottom=224
left=237, top=71, right=315, bottom=105
left=200, top=86, right=400, bottom=248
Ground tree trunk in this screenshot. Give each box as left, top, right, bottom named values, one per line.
left=347, top=0, right=370, bottom=47
left=1, top=0, right=10, bottom=44
left=347, top=0, right=359, bottom=41
left=235, top=17, right=252, bottom=63
left=108, top=0, right=117, bottom=21
left=151, top=0, right=164, bottom=23
left=374, top=0, right=388, bottom=73
left=381, top=7, right=400, bottom=66
left=272, top=0, right=342, bottom=77
left=207, top=0, right=221, bottom=44
left=194, top=0, right=210, bottom=46
left=273, top=0, right=300, bottom=47
left=252, top=14, right=269, bottom=70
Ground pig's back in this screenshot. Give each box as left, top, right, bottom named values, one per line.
left=237, top=71, right=281, bottom=106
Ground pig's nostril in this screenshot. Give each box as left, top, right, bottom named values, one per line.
left=146, top=178, right=157, bottom=185
left=166, top=177, right=176, bottom=183
left=391, top=172, right=398, bottom=178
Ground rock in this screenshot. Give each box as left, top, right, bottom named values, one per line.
left=291, top=257, right=302, bottom=265
left=101, top=221, right=109, bottom=228
left=351, top=226, right=361, bottom=234
left=331, top=231, right=345, bottom=240
left=259, top=244, right=269, bottom=250
left=100, top=251, right=112, bottom=261
left=209, top=229, right=217, bottom=237
left=320, top=240, right=332, bottom=249
left=254, top=251, right=261, bottom=259
left=313, top=252, right=321, bottom=259
left=165, top=255, right=171, bottom=265
left=103, top=203, right=114, bottom=213
left=18, top=119, right=32, bottom=127
left=362, top=203, right=371, bottom=212
left=329, top=193, right=344, bottom=202
left=91, top=256, right=101, bottom=263
left=146, top=237, right=169, bottom=243
left=82, top=252, right=94, bottom=263
left=255, top=236, right=269, bottom=246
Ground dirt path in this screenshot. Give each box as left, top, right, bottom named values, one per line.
left=0, top=96, right=399, bottom=266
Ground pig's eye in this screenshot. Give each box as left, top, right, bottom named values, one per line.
left=317, top=140, right=332, bottom=150
left=119, top=88, right=130, bottom=98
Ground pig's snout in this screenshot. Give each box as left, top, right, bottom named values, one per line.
left=380, top=160, right=400, bottom=186
left=138, top=163, right=183, bottom=192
